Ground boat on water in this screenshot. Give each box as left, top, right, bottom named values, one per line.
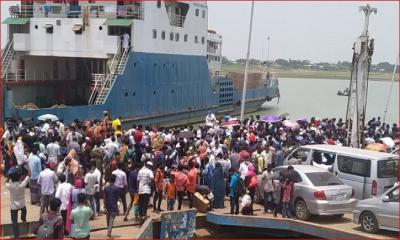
left=1, top=1, right=280, bottom=126
left=337, top=88, right=350, bottom=96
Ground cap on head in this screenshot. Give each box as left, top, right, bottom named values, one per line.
left=146, top=161, right=153, bottom=167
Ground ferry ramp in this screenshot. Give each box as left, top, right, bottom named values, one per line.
left=208, top=207, right=398, bottom=239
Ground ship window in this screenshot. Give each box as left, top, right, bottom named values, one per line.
left=125, top=92, right=128, bottom=97
left=195, top=36, right=198, bottom=43
left=99, top=26, right=103, bottom=31
left=161, top=31, right=166, bottom=40
left=35, top=25, right=38, bottom=29
left=202, top=10, right=206, bottom=18
left=195, top=9, right=199, bottom=16
left=184, top=34, right=188, bottom=42
left=175, top=33, right=179, bottom=42
left=133, top=92, right=136, bottom=96
left=157, top=0, right=161, bottom=8
left=152, top=29, right=157, bottom=39
left=201, top=37, right=205, bottom=44
left=153, top=90, right=156, bottom=95
left=171, top=89, right=174, bottom=94
left=170, top=32, right=174, bottom=41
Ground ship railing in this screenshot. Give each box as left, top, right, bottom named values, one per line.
left=207, top=47, right=222, bottom=56
left=2, top=41, right=11, bottom=63
left=4, top=69, right=26, bottom=82
left=88, top=73, right=106, bottom=105
left=109, top=44, right=122, bottom=74
left=3, top=68, right=83, bottom=82
left=2, top=41, right=14, bottom=69
left=207, top=33, right=222, bottom=43
left=15, top=4, right=144, bottom=20
left=167, top=12, right=185, bottom=27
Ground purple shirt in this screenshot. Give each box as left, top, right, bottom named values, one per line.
left=112, top=169, right=127, bottom=189
left=104, top=184, right=119, bottom=213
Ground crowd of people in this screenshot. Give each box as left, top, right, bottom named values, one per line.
left=1, top=112, right=398, bottom=239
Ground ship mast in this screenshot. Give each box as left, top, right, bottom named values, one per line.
left=345, top=4, right=377, bottom=148
left=240, top=0, right=255, bottom=123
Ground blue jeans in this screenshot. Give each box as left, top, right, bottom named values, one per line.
left=87, top=194, right=96, bottom=217
left=282, top=202, right=292, bottom=218
left=167, top=199, right=175, bottom=211
left=264, top=191, right=275, bottom=212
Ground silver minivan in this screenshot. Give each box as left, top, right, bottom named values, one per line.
left=284, top=145, right=398, bottom=199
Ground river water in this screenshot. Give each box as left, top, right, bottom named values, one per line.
left=258, top=78, right=398, bottom=125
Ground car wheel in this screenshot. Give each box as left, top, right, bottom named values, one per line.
left=360, top=212, right=379, bottom=233
left=295, top=199, right=310, bottom=220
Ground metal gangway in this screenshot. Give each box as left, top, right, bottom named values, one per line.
left=2, top=41, right=15, bottom=79
left=88, top=45, right=129, bottom=105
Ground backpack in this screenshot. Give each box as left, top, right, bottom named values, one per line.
left=124, top=149, right=136, bottom=162
left=235, top=176, right=246, bottom=197
left=36, top=214, right=60, bottom=239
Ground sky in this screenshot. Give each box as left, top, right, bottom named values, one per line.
left=1, top=1, right=398, bottom=64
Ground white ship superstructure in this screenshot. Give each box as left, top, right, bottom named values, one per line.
left=2, top=1, right=279, bottom=126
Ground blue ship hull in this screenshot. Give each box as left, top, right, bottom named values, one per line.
left=5, top=52, right=279, bottom=126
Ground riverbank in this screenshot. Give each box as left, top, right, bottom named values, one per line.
left=222, top=64, right=397, bottom=81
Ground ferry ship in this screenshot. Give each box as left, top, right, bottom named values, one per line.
left=2, top=1, right=280, bottom=126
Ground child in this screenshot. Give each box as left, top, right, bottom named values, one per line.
left=282, top=178, right=293, bottom=219
left=165, top=175, right=177, bottom=211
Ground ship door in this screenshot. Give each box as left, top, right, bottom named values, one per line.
left=108, top=26, right=131, bottom=49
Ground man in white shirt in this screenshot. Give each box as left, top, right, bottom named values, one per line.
left=93, top=164, right=102, bottom=215
left=37, top=164, right=58, bottom=214
left=205, top=111, right=216, bottom=126
left=14, top=137, right=27, bottom=166
left=122, top=32, right=130, bottom=51
left=112, top=162, right=128, bottom=215
left=239, top=160, right=250, bottom=180
left=56, top=121, right=65, bottom=138
left=46, top=137, right=61, bottom=159
left=6, top=167, right=30, bottom=239
left=137, top=161, right=154, bottom=223
left=85, top=162, right=98, bottom=218
left=55, top=173, right=72, bottom=234
left=261, top=164, right=275, bottom=213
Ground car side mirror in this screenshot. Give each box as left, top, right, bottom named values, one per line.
left=382, top=195, right=390, bottom=202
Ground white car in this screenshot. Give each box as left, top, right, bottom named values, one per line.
left=353, top=182, right=399, bottom=233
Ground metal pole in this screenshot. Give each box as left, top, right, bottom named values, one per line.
left=267, top=36, right=270, bottom=63
left=382, top=55, right=399, bottom=124
left=240, top=0, right=255, bottom=122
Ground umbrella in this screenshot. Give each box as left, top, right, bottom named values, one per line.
left=177, top=131, right=195, bottom=139
left=380, top=137, right=395, bottom=149
left=365, top=143, right=387, bottom=152
left=37, top=114, right=59, bottom=122
left=261, top=115, right=280, bottom=123
left=283, top=120, right=300, bottom=130
left=222, top=119, right=240, bottom=128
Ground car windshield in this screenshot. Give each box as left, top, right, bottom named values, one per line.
left=305, top=172, right=343, bottom=186
left=378, top=159, right=399, bottom=178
